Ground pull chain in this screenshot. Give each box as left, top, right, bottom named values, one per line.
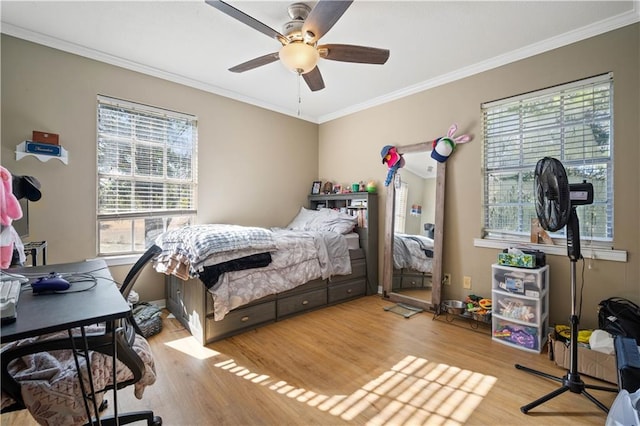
left=297, top=72, right=302, bottom=117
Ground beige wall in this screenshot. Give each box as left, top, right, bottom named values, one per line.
left=2, top=24, right=638, bottom=329
left=1, top=35, right=318, bottom=301
left=319, top=23, right=639, bottom=329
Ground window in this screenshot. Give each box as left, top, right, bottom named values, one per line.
left=482, top=73, right=613, bottom=242
left=394, top=181, right=408, bottom=233
left=97, top=96, right=198, bottom=255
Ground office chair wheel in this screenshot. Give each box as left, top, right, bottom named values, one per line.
left=99, top=399, right=108, bottom=412
left=151, top=416, right=162, bottom=425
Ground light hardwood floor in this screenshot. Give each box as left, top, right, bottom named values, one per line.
left=3, top=295, right=618, bottom=425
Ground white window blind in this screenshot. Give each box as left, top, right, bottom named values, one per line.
left=97, top=96, right=198, bottom=255
left=482, top=73, right=613, bottom=242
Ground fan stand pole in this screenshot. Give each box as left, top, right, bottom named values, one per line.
left=514, top=210, right=618, bottom=414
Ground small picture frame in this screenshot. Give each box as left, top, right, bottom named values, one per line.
left=311, top=181, right=322, bottom=195
left=333, top=184, right=342, bottom=194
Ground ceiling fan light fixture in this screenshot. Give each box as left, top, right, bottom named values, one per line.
left=279, top=41, right=319, bottom=74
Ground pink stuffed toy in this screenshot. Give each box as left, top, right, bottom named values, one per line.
left=1, top=167, right=23, bottom=268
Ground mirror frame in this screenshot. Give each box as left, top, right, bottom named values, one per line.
left=381, top=142, right=445, bottom=312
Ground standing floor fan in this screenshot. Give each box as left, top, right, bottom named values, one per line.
left=515, top=157, right=618, bottom=414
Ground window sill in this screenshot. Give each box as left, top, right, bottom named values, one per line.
left=473, top=238, right=627, bottom=262
left=89, top=254, right=141, bottom=267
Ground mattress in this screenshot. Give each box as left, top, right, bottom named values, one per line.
left=344, top=232, right=360, bottom=250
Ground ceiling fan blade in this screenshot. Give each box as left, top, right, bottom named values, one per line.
left=319, top=44, right=390, bottom=64
left=205, top=0, right=288, bottom=45
left=302, top=0, right=353, bottom=43
left=303, top=67, right=325, bottom=92
left=228, top=52, right=280, bottom=73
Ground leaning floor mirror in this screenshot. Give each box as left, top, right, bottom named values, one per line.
left=381, top=144, right=445, bottom=313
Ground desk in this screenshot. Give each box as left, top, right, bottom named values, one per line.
left=1, top=259, right=132, bottom=425
left=1, top=259, right=130, bottom=342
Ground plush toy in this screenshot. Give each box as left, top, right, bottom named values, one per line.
left=1, top=167, right=23, bottom=269
left=1, top=167, right=22, bottom=226
left=431, top=124, right=472, bottom=163
left=380, top=145, right=405, bottom=186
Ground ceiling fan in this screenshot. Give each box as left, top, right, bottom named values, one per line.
left=205, top=0, right=390, bottom=92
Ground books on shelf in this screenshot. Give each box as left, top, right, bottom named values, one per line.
left=350, top=199, right=368, bottom=208
left=25, top=140, right=62, bottom=156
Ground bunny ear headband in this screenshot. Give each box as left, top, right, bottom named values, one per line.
left=431, top=124, right=472, bottom=163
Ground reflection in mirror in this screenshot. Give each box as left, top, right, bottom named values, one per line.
left=382, top=145, right=445, bottom=312
left=392, top=152, right=437, bottom=302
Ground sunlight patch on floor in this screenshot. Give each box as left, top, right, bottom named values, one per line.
left=183, top=348, right=497, bottom=425
left=163, top=336, right=221, bottom=360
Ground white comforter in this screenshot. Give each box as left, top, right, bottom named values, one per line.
left=393, top=233, right=434, bottom=273
left=210, top=229, right=351, bottom=320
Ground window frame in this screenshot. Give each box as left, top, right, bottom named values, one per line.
left=481, top=73, right=614, bottom=250
left=96, top=95, right=198, bottom=256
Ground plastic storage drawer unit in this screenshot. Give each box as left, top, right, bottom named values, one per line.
left=492, top=264, right=549, bottom=353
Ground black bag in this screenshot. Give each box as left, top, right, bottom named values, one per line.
left=132, top=302, right=163, bottom=338
left=598, top=297, right=640, bottom=345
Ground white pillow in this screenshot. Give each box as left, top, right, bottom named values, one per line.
left=314, top=208, right=358, bottom=234
left=286, top=207, right=320, bottom=230
left=286, top=207, right=357, bottom=234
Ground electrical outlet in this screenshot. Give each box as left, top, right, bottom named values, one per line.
left=463, top=276, right=472, bottom=289
left=443, top=273, right=451, bottom=286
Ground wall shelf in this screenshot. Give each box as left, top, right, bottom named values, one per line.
left=16, top=141, right=69, bottom=165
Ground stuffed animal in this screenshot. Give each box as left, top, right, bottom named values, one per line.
left=1, top=167, right=23, bottom=269
left=1, top=167, right=22, bottom=226
left=380, top=145, right=405, bottom=186
left=431, top=124, right=472, bottom=163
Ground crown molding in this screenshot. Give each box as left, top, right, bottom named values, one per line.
left=0, top=23, right=319, bottom=123
left=317, top=6, right=640, bottom=123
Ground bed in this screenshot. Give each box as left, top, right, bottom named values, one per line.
left=392, top=233, right=434, bottom=290
left=154, top=207, right=370, bottom=344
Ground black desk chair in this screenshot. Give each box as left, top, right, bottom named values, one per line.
left=117, top=244, right=162, bottom=336
left=424, top=223, right=435, bottom=239
left=1, top=245, right=163, bottom=425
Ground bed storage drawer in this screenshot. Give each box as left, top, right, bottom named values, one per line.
left=205, top=301, right=276, bottom=342
left=328, top=278, right=366, bottom=304
left=392, top=268, right=432, bottom=290
left=277, top=287, right=327, bottom=318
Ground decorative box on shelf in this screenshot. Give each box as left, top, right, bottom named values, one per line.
left=16, top=141, right=68, bottom=164
left=32, top=131, right=59, bottom=145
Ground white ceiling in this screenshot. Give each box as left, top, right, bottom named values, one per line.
left=1, top=1, right=638, bottom=123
